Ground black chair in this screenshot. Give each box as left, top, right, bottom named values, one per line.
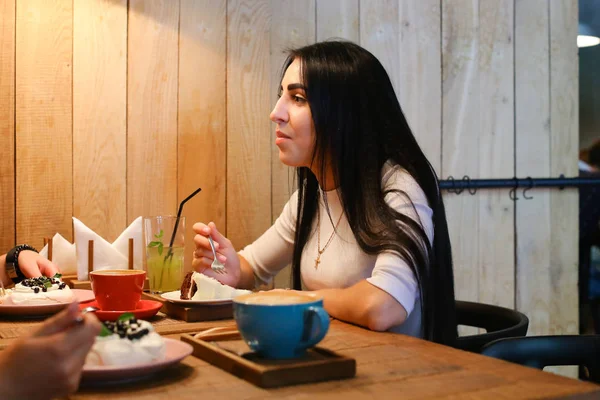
left=454, top=300, right=529, bottom=353
left=481, top=335, right=600, bottom=383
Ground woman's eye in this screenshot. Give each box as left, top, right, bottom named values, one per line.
left=293, top=95, right=307, bottom=104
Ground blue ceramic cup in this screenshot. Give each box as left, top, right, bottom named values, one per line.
left=233, top=291, right=330, bottom=359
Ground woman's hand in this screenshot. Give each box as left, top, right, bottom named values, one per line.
left=18, top=250, right=60, bottom=278
left=192, top=222, right=241, bottom=287
left=0, top=302, right=102, bottom=400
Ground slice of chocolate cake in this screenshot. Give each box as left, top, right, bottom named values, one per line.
left=180, top=271, right=197, bottom=300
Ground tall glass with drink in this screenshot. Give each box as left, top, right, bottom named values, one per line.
left=143, top=216, right=185, bottom=294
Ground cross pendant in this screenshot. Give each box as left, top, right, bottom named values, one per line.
left=314, top=255, right=321, bottom=269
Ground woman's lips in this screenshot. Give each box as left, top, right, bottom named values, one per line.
left=275, top=130, right=291, bottom=145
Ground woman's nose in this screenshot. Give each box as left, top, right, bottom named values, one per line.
left=270, top=97, right=288, bottom=124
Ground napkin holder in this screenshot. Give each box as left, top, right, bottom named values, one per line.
left=66, top=238, right=148, bottom=290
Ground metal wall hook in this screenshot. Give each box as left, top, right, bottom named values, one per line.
left=522, top=177, right=534, bottom=200
left=463, top=175, right=477, bottom=195
left=558, top=174, right=566, bottom=190
left=447, top=176, right=457, bottom=194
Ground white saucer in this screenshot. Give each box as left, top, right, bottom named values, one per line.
left=160, top=290, right=234, bottom=306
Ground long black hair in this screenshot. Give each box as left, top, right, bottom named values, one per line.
left=284, top=41, right=457, bottom=346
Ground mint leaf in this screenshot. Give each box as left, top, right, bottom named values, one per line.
left=43, top=281, right=52, bottom=288
left=99, top=324, right=113, bottom=337
left=154, top=229, right=164, bottom=240
left=148, top=240, right=164, bottom=256
left=118, top=312, right=135, bottom=322
left=53, top=273, right=62, bottom=279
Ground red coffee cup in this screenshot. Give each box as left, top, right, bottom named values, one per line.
left=89, top=269, right=146, bottom=311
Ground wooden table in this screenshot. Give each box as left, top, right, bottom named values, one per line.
left=1, top=316, right=599, bottom=399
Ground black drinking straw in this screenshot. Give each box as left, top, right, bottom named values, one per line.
left=164, top=187, right=202, bottom=261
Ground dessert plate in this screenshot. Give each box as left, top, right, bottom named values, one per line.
left=78, top=299, right=163, bottom=321
left=0, top=289, right=95, bottom=317
left=81, top=338, right=193, bottom=384
left=161, top=290, right=234, bottom=306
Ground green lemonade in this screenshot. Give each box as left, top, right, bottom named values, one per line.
left=146, top=246, right=184, bottom=293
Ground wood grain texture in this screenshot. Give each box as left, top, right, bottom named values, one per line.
left=178, top=0, right=227, bottom=273
left=515, top=0, right=552, bottom=337
left=73, top=0, right=127, bottom=243
left=549, top=0, right=578, bottom=335
left=2, top=319, right=593, bottom=399
left=398, top=0, right=442, bottom=173
left=360, top=0, right=399, bottom=93
left=547, top=0, right=579, bottom=379
left=271, top=0, right=316, bottom=289
left=477, top=0, right=514, bottom=309
left=227, top=0, right=272, bottom=249
left=0, top=0, right=15, bottom=254
left=2, top=318, right=598, bottom=397
left=127, top=0, right=179, bottom=219
left=441, top=0, right=480, bottom=315
left=16, top=0, right=73, bottom=247
left=316, top=0, right=358, bottom=42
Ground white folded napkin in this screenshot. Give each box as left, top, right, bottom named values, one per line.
left=39, top=233, right=77, bottom=275
left=73, top=216, right=143, bottom=280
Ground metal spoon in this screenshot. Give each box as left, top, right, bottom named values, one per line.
left=74, top=305, right=99, bottom=324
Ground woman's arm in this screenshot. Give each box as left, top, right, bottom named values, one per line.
left=237, top=254, right=258, bottom=290
left=315, top=280, right=408, bottom=331
left=0, top=250, right=59, bottom=288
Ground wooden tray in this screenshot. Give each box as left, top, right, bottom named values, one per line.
left=181, top=330, right=356, bottom=388
left=141, top=292, right=233, bottom=322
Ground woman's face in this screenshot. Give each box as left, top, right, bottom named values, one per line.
left=270, top=58, right=315, bottom=168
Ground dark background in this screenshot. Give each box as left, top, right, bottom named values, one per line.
left=580, top=0, right=600, bottom=149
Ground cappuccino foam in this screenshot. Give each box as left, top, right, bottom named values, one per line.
left=237, top=292, right=318, bottom=305
left=91, top=269, right=145, bottom=276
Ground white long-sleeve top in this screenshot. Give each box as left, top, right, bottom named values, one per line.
left=239, top=162, right=434, bottom=337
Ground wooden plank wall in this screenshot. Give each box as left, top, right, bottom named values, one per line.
left=178, top=0, right=227, bottom=273
left=1, top=0, right=580, bottom=370
left=0, top=0, right=15, bottom=253
left=16, top=0, right=73, bottom=245
left=127, top=0, right=179, bottom=221
left=73, top=0, right=127, bottom=244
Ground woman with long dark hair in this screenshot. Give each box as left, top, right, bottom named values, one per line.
left=193, top=41, right=457, bottom=345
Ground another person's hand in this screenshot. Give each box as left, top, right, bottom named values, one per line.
left=0, top=302, right=101, bottom=400
left=192, top=222, right=241, bottom=287
left=18, top=250, right=60, bottom=279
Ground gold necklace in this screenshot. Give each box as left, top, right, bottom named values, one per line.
left=315, top=208, right=343, bottom=269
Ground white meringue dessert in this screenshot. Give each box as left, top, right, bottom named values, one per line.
left=0, top=275, right=74, bottom=305
left=85, top=315, right=166, bottom=367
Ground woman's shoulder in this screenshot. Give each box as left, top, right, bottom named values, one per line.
left=381, top=161, right=427, bottom=202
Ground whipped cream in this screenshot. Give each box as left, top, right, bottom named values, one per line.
left=189, top=272, right=251, bottom=300
left=0, top=277, right=74, bottom=305
left=85, top=319, right=166, bottom=367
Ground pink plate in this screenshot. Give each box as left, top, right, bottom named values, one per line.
left=80, top=300, right=163, bottom=322
left=0, top=289, right=95, bottom=317
left=81, top=338, right=193, bottom=384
